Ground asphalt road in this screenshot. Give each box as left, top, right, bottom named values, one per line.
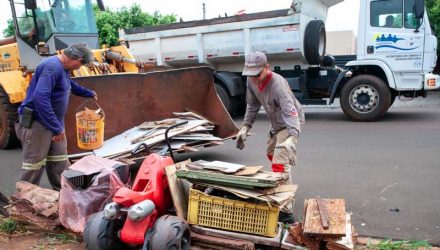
left=1, top=94, right=439, bottom=244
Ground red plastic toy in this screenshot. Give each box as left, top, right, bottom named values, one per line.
left=84, top=122, right=191, bottom=250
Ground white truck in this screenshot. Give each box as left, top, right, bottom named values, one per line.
left=119, top=0, right=439, bottom=121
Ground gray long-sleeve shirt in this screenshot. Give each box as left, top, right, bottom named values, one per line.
left=243, top=71, right=304, bottom=137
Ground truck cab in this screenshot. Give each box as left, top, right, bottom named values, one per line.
left=339, top=0, right=439, bottom=121
left=10, top=0, right=99, bottom=71
left=356, top=0, right=437, bottom=90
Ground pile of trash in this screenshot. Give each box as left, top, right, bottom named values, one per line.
left=70, top=111, right=224, bottom=161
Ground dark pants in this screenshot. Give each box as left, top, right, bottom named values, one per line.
left=15, top=120, right=70, bottom=190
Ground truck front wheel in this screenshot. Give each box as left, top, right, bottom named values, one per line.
left=340, top=75, right=391, bottom=121
left=0, top=88, right=20, bottom=149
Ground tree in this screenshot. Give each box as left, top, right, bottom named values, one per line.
left=94, top=4, right=176, bottom=46
left=426, top=0, right=440, bottom=37
left=3, top=19, right=15, bottom=37
left=2, top=4, right=176, bottom=47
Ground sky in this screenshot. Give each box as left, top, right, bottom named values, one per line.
left=0, top=0, right=359, bottom=39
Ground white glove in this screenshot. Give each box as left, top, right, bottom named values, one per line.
left=236, top=125, right=250, bottom=150
left=277, top=135, right=297, bottom=154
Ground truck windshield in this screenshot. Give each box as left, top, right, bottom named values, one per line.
left=13, top=0, right=97, bottom=47
left=370, top=0, right=420, bottom=29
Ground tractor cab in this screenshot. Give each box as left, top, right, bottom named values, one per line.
left=10, top=0, right=99, bottom=70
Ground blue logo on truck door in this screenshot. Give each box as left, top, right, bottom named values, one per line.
left=374, top=33, right=419, bottom=51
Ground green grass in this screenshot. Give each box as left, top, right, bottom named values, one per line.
left=0, top=218, right=17, bottom=234
left=366, top=238, right=432, bottom=250
left=45, top=232, right=81, bottom=244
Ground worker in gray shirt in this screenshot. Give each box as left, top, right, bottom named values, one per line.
left=236, top=51, right=304, bottom=223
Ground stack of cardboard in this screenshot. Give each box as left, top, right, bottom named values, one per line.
left=70, top=112, right=224, bottom=160
left=176, top=160, right=297, bottom=210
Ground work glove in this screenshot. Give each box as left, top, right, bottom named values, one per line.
left=236, top=125, right=250, bottom=150
left=276, top=135, right=297, bottom=155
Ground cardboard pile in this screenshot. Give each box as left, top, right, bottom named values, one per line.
left=70, top=112, right=223, bottom=160
left=176, top=160, right=297, bottom=210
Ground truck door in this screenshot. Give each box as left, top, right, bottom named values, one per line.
left=364, top=0, right=424, bottom=89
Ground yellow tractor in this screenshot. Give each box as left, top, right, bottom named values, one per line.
left=0, top=0, right=237, bottom=151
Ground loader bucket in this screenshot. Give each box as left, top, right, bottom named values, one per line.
left=65, top=66, right=238, bottom=154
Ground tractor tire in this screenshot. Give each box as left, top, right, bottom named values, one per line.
left=303, top=20, right=326, bottom=65
left=340, top=75, right=391, bottom=121
left=0, top=87, right=20, bottom=149
left=83, top=211, right=124, bottom=250
left=215, top=83, right=238, bottom=116
left=143, top=215, right=190, bottom=250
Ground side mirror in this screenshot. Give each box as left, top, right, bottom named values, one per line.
left=24, top=0, right=37, bottom=10
left=414, top=0, right=425, bottom=19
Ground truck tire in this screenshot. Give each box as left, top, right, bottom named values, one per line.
left=143, top=215, right=190, bottom=250
left=83, top=211, right=125, bottom=250
left=304, top=20, right=326, bottom=65
left=0, top=88, right=20, bottom=149
left=215, top=83, right=236, bottom=116
left=340, top=75, right=391, bottom=121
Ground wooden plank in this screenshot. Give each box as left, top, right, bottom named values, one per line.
left=303, top=198, right=346, bottom=237
left=190, top=231, right=255, bottom=250
left=165, top=159, right=191, bottom=220
left=326, top=213, right=355, bottom=250
left=191, top=223, right=283, bottom=247
left=316, top=197, right=329, bottom=229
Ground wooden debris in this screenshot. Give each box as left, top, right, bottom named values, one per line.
left=282, top=199, right=355, bottom=250
left=75, top=107, right=102, bottom=120
left=326, top=214, right=355, bottom=250
left=191, top=231, right=255, bottom=250
left=165, top=160, right=191, bottom=220
left=303, top=198, right=346, bottom=238
left=137, top=118, right=181, bottom=129
left=285, top=223, right=321, bottom=250
left=316, top=196, right=329, bottom=229
left=0, top=191, right=9, bottom=216
left=8, top=181, right=61, bottom=230
left=191, top=223, right=283, bottom=248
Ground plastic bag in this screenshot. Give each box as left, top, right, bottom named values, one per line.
left=58, top=155, right=128, bottom=233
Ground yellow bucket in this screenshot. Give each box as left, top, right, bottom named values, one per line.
left=75, top=100, right=105, bottom=150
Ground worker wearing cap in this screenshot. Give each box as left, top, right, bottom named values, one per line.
left=236, top=51, right=304, bottom=222
left=15, top=42, right=97, bottom=190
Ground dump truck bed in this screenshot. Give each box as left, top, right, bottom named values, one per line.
left=65, top=66, right=238, bottom=154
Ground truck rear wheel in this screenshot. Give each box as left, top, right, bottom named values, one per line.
left=340, top=75, right=391, bottom=121
left=304, top=20, right=326, bottom=65
left=0, top=88, right=20, bottom=149
left=215, top=83, right=238, bottom=116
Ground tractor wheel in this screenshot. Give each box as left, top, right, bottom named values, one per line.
left=304, top=20, right=326, bottom=65
left=143, top=215, right=191, bottom=250
left=83, top=211, right=124, bottom=250
left=340, top=75, right=391, bottom=121
left=0, top=87, right=20, bottom=149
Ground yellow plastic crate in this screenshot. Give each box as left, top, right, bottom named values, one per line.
left=187, top=188, right=279, bottom=237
